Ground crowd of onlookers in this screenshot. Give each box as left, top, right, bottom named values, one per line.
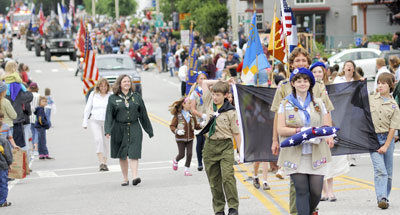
left=0, top=33, right=55, bottom=207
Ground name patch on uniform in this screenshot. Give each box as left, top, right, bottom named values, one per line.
left=285, top=105, right=294, bottom=110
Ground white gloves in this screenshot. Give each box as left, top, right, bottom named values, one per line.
left=200, top=121, right=207, bottom=128
left=176, top=130, right=185, bottom=136
left=201, top=114, right=207, bottom=121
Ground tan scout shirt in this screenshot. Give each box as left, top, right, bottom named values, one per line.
left=203, top=90, right=240, bottom=140
left=271, top=79, right=334, bottom=113
left=369, top=93, right=400, bottom=133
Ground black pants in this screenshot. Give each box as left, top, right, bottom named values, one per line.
left=196, top=135, right=205, bottom=167
left=162, top=54, right=166, bottom=72
left=13, top=123, right=25, bottom=148
left=175, top=140, right=193, bottom=167
left=181, top=81, right=186, bottom=96
left=290, top=173, right=324, bottom=215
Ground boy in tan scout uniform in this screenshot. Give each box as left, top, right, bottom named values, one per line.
left=199, top=79, right=241, bottom=215
left=369, top=73, right=400, bottom=210
left=270, top=47, right=334, bottom=215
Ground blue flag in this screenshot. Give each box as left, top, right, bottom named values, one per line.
left=29, top=4, right=36, bottom=32
left=185, top=31, right=198, bottom=95
left=241, top=13, right=270, bottom=82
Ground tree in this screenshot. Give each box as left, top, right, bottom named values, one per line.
left=83, top=0, right=137, bottom=18
left=191, top=2, right=228, bottom=40
left=0, top=0, right=11, bottom=15
left=160, top=0, right=177, bottom=22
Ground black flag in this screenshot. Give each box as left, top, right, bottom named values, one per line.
left=234, top=81, right=379, bottom=163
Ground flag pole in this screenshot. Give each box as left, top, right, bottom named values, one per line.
left=187, top=20, right=197, bottom=97
left=271, top=0, right=277, bottom=86
left=253, top=0, right=259, bottom=86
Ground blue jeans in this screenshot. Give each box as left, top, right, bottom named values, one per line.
left=30, top=123, right=38, bottom=144
left=45, top=108, right=52, bottom=128
left=370, top=133, right=395, bottom=201
left=0, top=169, right=8, bottom=205
left=37, top=127, right=49, bottom=156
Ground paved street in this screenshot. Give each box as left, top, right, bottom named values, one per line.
left=3, top=39, right=400, bottom=215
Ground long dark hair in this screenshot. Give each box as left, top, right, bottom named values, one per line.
left=290, top=73, right=315, bottom=105
left=112, top=74, right=135, bottom=95
left=169, top=97, right=186, bottom=116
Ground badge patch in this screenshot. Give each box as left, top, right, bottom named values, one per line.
left=392, top=104, right=397, bottom=109
left=289, top=115, right=295, bottom=119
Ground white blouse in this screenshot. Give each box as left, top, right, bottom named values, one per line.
left=82, top=91, right=111, bottom=127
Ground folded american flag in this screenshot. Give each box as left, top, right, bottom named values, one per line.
left=280, top=126, right=340, bottom=148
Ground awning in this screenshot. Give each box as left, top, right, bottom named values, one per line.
left=292, top=7, right=330, bottom=12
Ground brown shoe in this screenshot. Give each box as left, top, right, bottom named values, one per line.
left=0, top=202, right=12, bottom=207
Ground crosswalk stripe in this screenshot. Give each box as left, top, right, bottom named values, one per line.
left=34, top=70, right=42, bottom=73
left=51, top=69, right=59, bottom=73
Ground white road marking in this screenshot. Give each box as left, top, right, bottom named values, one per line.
left=36, top=171, right=59, bottom=178
left=51, top=69, right=59, bottom=73
left=34, top=70, right=42, bottom=74
left=67, top=68, right=75, bottom=72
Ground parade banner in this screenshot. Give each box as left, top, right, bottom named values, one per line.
left=234, top=81, right=379, bottom=163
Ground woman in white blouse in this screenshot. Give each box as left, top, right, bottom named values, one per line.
left=333, top=60, right=361, bottom=84
left=83, top=78, right=112, bottom=171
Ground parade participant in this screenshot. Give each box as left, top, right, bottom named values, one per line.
left=252, top=162, right=270, bottom=190
left=333, top=60, right=361, bottom=84
left=374, top=58, right=391, bottom=91
left=277, top=68, right=333, bottom=215
left=0, top=136, right=12, bottom=207
left=105, top=75, right=153, bottom=186
left=189, top=71, right=208, bottom=171
left=169, top=97, right=202, bottom=176
left=310, top=62, right=329, bottom=85
left=34, top=96, right=52, bottom=160
left=178, top=59, right=188, bottom=96
left=82, top=78, right=112, bottom=171
left=270, top=47, right=334, bottom=215
left=369, top=73, right=400, bottom=209
left=199, top=78, right=241, bottom=215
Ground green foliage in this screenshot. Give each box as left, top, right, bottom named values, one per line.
left=314, top=41, right=332, bottom=58
left=160, top=0, right=177, bottom=22
left=0, top=0, right=11, bottom=15
left=368, top=34, right=393, bottom=43
left=171, top=30, right=181, bottom=40
left=33, top=0, right=59, bottom=16
left=192, top=2, right=228, bottom=40
left=83, top=0, right=137, bottom=18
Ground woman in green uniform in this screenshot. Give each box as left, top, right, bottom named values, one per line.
left=105, top=74, right=154, bottom=186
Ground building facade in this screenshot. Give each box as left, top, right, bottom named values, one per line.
left=241, top=0, right=399, bottom=49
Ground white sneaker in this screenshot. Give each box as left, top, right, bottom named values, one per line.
left=275, top=169, right=285, bottom=179
left=34, top=151, right=39, bottom=156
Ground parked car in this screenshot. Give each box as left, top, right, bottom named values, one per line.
left=328, top=48, right=381, bottom=80
left=83, top=54, right=142, bottom=100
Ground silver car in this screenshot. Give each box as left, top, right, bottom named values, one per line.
left=83, top=54, right=142, bottom=100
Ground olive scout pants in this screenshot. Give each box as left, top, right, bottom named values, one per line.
left=203, top=138, right=239, bottom=213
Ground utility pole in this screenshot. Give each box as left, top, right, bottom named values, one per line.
left=92, top=0, right=96, bottom=18
left=115, top=0, right=120, bottom=19
left=156, top=0, right=160, bottom=14
left=231, top=0, right=238, bottom=42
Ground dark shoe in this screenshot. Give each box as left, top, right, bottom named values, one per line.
left=7, top=177, right=15, bottom=182
left=132, top=177, right=141, bottom=186
left=378, top=198, right=389, bottom=209
left=39, top=157, right=45, bottom=160
left=0, top=202, right=12, bottom=207
left=262, top=182, right=271, bottom=190
left=45, top=156, right=54, bottom=159
left=215, top=212, right=225, bottom=215
left=228, top=208, right=238, bottom=215
left=99, top=164, right=105, bottom=171
left=198, top=166, right=203, bottom=171
left=121, top=181, right=129, bottom=186
left=320, top=196, right=329, bottom=201
left=103, top=164, right=109, bottom=171
left=253, top=177, right=260, bottom=189
left=329, top=196, right=337, bottom=202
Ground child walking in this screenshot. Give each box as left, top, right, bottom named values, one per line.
left=0, top=134, right=13, bottom=207
left=369, top=73, right=400, bottom=209
left=169, top=97, right=202, bottom=176
left=199, top=79, right=241, bottom=215
left=34, top=96, right=52, bottom=160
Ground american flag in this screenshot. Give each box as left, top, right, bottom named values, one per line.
left=39, top=4, right=45, bottom=35
left=280, top=0, right=298, bottom=53
left=82, top=32, right=99, bottom=95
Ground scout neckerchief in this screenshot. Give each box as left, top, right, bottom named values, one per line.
left=195, top=87, right=203, bottom=105
left=197, top=98, right=235, bottom=137
left=285, top=92, right=312, bottom=126
left=182, top=110, right=191, bottom=123
left=119, top=91, right=132, bottom=108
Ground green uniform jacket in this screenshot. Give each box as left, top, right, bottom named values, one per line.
left=105, top=91, right=154, bottom=159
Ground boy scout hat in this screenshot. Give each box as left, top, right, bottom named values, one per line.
left=290, top=67, right=315, bottom=89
